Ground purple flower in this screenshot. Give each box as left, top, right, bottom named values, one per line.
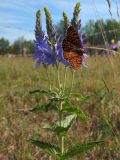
left=79, top=33, right=88, bottom=68
left=57, top=46, right=69, bottom=66
left=33, top=29, right=69, bottom=68
left=111, top=44, right=117, bottom=50
left=80, top=34, right=88, bottom=68
left=33, top=32, right=56, bottom=67
left=54, top=42, right=69, bottom=66
left=82, top=53, right=88, bottom=68
left=33, top=19, right=87, bottom=69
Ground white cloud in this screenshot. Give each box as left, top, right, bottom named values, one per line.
left=0, top=0, right=35, bottom=13
left=0, top=13, right=26, bottom=26
left=0, top=27, right=34, bottom=44
left=0, top=0, right=120, bottom=43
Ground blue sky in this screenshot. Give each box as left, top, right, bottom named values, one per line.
left=0, top=0, right=119, bottom=43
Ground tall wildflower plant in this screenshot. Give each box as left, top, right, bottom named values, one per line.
left=35, top=10, right=42, bottom=38
left=63, top=11, right=69, bottom=35
left=29, top=4, right=103, bottom=160
left=44, top=7, right=54, bottom=42
left=71, top=2, right=81, bottom=31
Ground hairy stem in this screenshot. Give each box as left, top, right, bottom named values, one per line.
left=59, top=102, right=64, bottom=155
left=69, top=70, right=75, bottom=95
left=45, top=65, right=51, bottom=90
left=63, top=67, right=67, bottom=91
left=57, top=63, right=60, bottom=88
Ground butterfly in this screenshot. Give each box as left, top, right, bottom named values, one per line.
left=62, top=26, right=85, bottom=69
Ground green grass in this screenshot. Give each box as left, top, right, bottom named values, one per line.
left=0, top=56, right=120, bottom=159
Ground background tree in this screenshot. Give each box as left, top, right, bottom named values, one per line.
left=55, top=20, right=64, bottom=36
left=0, top=38, right=10, bottom=55
left=12, top=37, right=24, bottom=55
left=55, top=3, right=81, bottom=35
left=55, top=11, right=69, bottom=36
left=11, top=37, right=34, bottom=55
left=94, top=20, right=105, bottom=45
left=82, top=20, right=95, bottom=45
left=83, top=19, right=120, bottom=45
left=104, top=19, right=120, bottom=43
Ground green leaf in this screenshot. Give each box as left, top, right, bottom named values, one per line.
left=61, top=107, right=90, bottom=121
left=61, top=114, right=76, bottom=128
left=70, top=93, right=90, bottom=101
left=43, top=125, right=65, bottom=136
left=49, top=126, right=70, bottom=136
left=29, top=104, right=50, bottom=112
left=44, top=126, right=68, bottom=136
left=43, top=122, right=72, bottom=137
left=62, top=141, right=104, bottom=159
left=29, top=89, right=56, bottom=96
left=29, top=139, right=60, bottom=156
left=29, top=98, right=58, bottom=112
left=59, top=114, right=76, bottom=136
left=44, top=115, right=76, bottom=136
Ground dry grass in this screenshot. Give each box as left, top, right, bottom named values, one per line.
left=0, top=55, right=120, bottom=160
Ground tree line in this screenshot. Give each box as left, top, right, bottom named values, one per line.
left=82, top=19, right=120, bottom=45
left=0, top=37, right=34, bottom=55
left=56, top=19, right=120, bottom=46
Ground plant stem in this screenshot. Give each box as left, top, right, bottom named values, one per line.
left=45, top=65, right=51, bottom=90
left=63, top=67, right=67, bottom=91
left=59, top=101, right=64, bottom=155
left=57, top=63, right=60, bottom=88
left=61, top=136, right=64, bottom=155
left=57, top=64, right=65, bottom=155
left=69, top=70, right=75, bottom=95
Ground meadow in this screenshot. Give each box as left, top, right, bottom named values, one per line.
left=0, top=55, right=120, bottom=160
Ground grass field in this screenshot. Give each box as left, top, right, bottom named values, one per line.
left=0, top=55, right=120, bottom=160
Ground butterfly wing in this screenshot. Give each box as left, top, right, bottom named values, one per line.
left=69, top=53, right=83, bottom=70
left=63, top=51, right=76, bottom=60
left=62, top=26, right=84, bottom=69
left=63, top=51, right=83, bottom=69
left=67, top=26, right=82, bottom=48
left=62, top=37, right=75, bottom=52
left=62, top=37, right=77, bottom=60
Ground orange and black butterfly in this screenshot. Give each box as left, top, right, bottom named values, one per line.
left=62, top=26, right=86, bottom=70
